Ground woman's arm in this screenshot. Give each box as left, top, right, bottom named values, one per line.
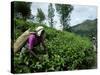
left=41, top=36, right=48, bottom=53
left=29, top=49, right=39, bottom=59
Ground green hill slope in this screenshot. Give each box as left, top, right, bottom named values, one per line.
left=71, top=19, right=97, bottom=37
left=13, top=19, right=96, bottom=73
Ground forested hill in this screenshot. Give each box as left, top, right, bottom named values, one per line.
left=71, top=19, right=97, bottom=37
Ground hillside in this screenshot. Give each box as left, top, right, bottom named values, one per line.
left=71, top=19, right=97, bottom=37
left=13, top=19, right=96, bottom=73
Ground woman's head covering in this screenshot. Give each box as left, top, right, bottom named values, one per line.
left=35, top=26, right=44, bottom=36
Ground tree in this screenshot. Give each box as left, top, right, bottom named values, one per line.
left=36, top=8, right=45, bottom=23
left=55, top=4, right=73, bottom=31
left=14, top=1, right=32, bottom=20
left=48, top=3, right=55, bottom=28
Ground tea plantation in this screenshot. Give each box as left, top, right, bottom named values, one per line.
left=13, top=19, right=97, bottom=73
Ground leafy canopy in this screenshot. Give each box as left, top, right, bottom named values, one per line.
left=55, top=4, right=73, bottom=31
left=14, top=1, right=32, bottom=20
left=48, top=3, right=55, bottom=28
left=36, top=8, right=45, bottom=23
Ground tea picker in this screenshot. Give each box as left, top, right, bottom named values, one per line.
left=14, top=26, right=47, bottom=59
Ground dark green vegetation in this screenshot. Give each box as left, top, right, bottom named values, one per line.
left=14, top=1, right=32, bottom=20
left=55, top=4, right=73, bottom=31
left=13, top=19, right=97, bottom=73
left=71, top=19, right=97, bottom=38
left=13, top=1, right=73, bottom=31
left=36, top=8, right=45, bottom=23
left=48, top=3, right=55, bottom=28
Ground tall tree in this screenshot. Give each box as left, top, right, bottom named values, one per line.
left=48, top=3, right=55, bottom=28
left=55, top=4, right=73, bottom=31
left=36, top=8, right=45, bottom=23
left=14, top=1, right=32, bottom=20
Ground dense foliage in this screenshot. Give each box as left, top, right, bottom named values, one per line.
left=13, top=19, right=97, bottom=73
left=48, top=3, right=55, bottom=28
left=36, top=8, right=45, bottom=23
left=13, top=1, right=32, bottom=20
left=55, top=4, right=73, bottom=30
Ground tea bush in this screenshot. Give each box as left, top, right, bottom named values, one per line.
left=13, top=19, right=96, bottom=73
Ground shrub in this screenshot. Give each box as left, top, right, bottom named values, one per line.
left=13, top=19, right=96, bottom=73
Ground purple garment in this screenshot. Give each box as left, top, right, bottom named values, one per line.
left=27, top=33, right=38, bottom=50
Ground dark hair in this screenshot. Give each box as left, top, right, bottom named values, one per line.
left=40, top=30, right=45, bottom=37
left=41, top=30, right=45, bottom=35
